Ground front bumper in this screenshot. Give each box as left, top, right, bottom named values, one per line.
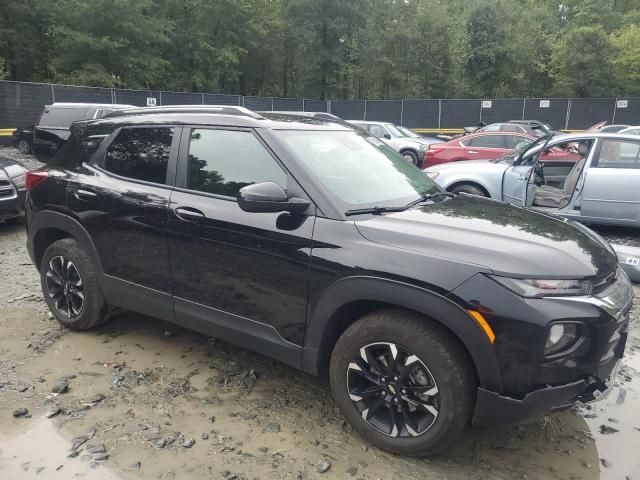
left=473, top=360, right=619, bottom=426
left=0, top=186, right=25, bottom=220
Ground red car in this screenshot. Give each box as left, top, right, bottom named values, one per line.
left=423, top=131, right=576, bottom=168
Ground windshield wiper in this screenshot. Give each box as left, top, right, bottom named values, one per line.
left=345, top=192, right=454, bottom=216
left=345, top=205, right=408, bottom=216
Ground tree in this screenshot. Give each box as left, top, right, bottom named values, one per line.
left=611, top=24, right=640, bottom=96
left=548, top=26, right=616, bottom=97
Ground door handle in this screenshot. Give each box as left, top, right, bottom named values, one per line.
left=468, top=150, right=479, bottom=154
left=73, top=189, right=97, bottom=200
left=175, top=207, right=205, bottom=221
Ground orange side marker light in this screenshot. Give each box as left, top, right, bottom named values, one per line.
left=467, top=310, right=495, bottom=344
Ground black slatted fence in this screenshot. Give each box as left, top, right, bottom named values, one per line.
left=2, top=80, right=640, bottom=134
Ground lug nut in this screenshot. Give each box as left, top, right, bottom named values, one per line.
left=381, top=378, right=386, bottom=383
left=393, top=376, right=399, bottom=381
left=402, top=389, right=406, bottom=394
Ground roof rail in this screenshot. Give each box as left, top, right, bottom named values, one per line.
left=105, top=105, right=264, bottom=119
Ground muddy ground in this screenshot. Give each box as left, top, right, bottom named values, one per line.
left=0, top=147, right=639, bottom=479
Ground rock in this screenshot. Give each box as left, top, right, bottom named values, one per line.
left=151, top=432, right=180, bottom=449
left=209, top=415, right=216, bottom=424
left=51, top=380, right=69, bottom=394
left=265, top=422, right=280, bottom=433
left=201, top=433, right=209, bottom=440
left=86, top=444, right=106, bottom=455
left=71, top=436, right=89, bottom=451
left=127, top=461, right=141, bottom=472
left=345, top=466, right=358, bottom=477
left=316, top=459, right=331, bottom=473
left=67, top=450, right=79, bottom=458
left=46, top=407, right=63, bottom=418
left=182, top=438, right=196, bottom=448
left=600, top=425, right=619, bottom=435
left=92, top=452, right=110, bottom=461
left=17, top=384, right=29, bottom=392
left=91, top=394, right=105, bottom=404
left=600, top=458, right=612, bottom=468
left=13, top=407, right=30, bottom=418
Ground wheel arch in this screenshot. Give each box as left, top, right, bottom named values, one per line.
left=302, top=276, right=502, bottom=393
left=446, top=180, right=491, bottom=197
left=30, top=210, right=103, bottom=277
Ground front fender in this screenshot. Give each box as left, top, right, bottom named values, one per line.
left=302, top=276, right=502, bottom=392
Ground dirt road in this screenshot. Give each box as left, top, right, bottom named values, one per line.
left=0, top=147, right=638, bottom=479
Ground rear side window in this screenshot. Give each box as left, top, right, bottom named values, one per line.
left=186, top=129, right=287, bottom=197
left=40, top=108, right=90, bottom=128
left=465, top=135, right=507, bottom=148
left=104, top=127, right=174, bottom=184
left=594, top=140, right=640, bottom=169
left=48, top=128, right=111, bottom=169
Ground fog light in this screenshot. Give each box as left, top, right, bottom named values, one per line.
left=545, top=323, right=580, bottom=356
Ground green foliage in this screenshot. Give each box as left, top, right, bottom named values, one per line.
left=2, top=0, right=640, bottom=98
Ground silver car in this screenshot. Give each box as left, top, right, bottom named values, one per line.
left=424, top=132, right=640, bottom=228
left=347, top=120, right=442, bottom=166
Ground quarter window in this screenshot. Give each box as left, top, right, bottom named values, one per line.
left=186, top=129, right=287, bottom=197
left=594, top=140, right=640, bottom=169
left=104, top=127, right=173, bottom=184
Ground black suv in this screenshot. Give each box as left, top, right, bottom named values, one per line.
left=25, top=106, right=633, bottom=456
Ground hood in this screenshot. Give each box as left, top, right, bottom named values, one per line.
left=0, top=156, right=29, bottom=179
left=355, top=195, right=617, bottom=278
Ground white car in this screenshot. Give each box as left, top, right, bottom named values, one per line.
left=424, top=132, right=640, bottom=228
left=347, top=120, right=442, bottom=166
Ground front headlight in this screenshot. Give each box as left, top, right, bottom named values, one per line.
left=425, top=171, right=439, bottom=180
left=12, top=173, right=26, bottom=189
left=489, top=275, right=592, bottom=297
left=418, top=144, right=429, bottom=151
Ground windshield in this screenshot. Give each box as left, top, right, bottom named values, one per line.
left=398, top=126, right=420, bottom=138
left=274, top=130, right=440, bottom=211
left=385, top=124, right=404, bottom=138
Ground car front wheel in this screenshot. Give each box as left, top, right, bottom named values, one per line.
left=330, top=309, right=475, bottom=456
left=401, top=151, right=419, bottom=165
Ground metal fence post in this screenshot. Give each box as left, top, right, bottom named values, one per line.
left=612, top=98, right=618, bottom=124
left=327, top=100, right=331, bottom=113
left=363, top=99, right=367, bottom=120
left=201, top=93, right=205, bottom=105
left=479, top=101, right=483, bottom=123
left=438, top=99, right=442, bottom=129
left=159, top=91, right=163, bottom=106
left=522, top=98, right=526, bottom=120
left=564, top=99, right=572, bottom=130
left=302, top=98, right=305, bottom=112
left=50, top=83, right=55, bottom=103
left=271, top=97, right=274, bottom=111
left=400, top=100, right=404, bottom=125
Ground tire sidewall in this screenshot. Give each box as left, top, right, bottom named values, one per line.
left=330, top=316, right=471, bottom=455
left=402, top=151, right=418, bottom=165
left=452, top=184, right=485, bottom=197
left=18, top=140, right=31, bottom=154
left=40, top=239, right=105, bottom=329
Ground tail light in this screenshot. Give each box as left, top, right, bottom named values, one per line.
left=25, top=171, right=48, bottom=191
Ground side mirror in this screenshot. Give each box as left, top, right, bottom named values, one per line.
left=237, top=182, right=310, bottom=214
left=383, top=133, right=392, bottom=140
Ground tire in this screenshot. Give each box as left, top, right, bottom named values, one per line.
left=329, top=309, right=475, bottom=456
left=401, top=150, right=419, bottom=165
left=450, top=184, right=487, bottom=197
left=17, top=139, right=32, bottom=154
left=40, top=238, right=110, bottom=330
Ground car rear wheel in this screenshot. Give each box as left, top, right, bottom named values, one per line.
left=41, top=238, right=110, bottom=330
left=450, top=184, right=487, bottom=197
left=401, top=150, right=418, bottom=165
left=329, top=309, right=475, bottom=456
left=17, top=139, right=31, bottom=154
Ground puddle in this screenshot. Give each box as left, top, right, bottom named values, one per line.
left=582, top=348, right=640, bottom=479
left=0, top=417, right=121, bottom=479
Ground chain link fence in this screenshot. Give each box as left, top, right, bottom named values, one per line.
left=1, top=80, right=639, bottom=133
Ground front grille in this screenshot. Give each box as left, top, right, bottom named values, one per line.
left=0, top=179, right=15, bottom=198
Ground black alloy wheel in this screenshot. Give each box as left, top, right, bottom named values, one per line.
left=18, top=139, right=31, bottom=154
left=45, top=255, right=85, bottom=318
left=347, top=341, right=440, bottom=438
